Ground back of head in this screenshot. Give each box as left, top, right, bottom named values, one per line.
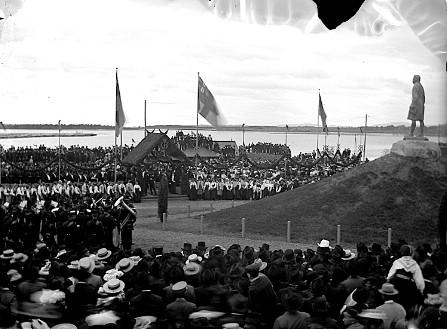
left=285, top=291, right=303, bottom=312
left=399, top=245, right=412, bottom=257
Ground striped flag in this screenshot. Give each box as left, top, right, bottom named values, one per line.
left=198, top=75, right=225, bottom=127
left=318, top=92, right=328, bottom=133
left=115, top=71, right=126, bottom=137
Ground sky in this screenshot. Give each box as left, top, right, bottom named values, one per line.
left=0, top=0, right=446, bottom=127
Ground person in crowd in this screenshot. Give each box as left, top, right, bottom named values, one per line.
left=375, top=283, right=406, bottom=329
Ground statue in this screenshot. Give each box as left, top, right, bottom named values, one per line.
left=407, top=75, right=425, bottom=137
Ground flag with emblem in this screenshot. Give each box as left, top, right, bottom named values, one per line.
left=318, top=92, right=328, bottom=133
left=198, top=75, right=224, bottom=127
left=115, top=71, right=126, bottom=137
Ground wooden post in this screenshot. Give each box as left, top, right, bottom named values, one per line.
left=200, top=215, right=204, bottom=234
left=162, top=212, right=167, bottom=231
left=232, top=199, right=234, bottom=208
left=387, top=228, right=392, bottom=247
left=187, top=205, right=191, bottom=218
left=210, top=203, right=213, bottom=211
left=336, top=225, right=341, bottom=245
left=287, top=221, right=291, bottom=243
left=241, top=218, right=246, bottom=238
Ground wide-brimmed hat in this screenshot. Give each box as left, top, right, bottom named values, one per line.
left=378, top=283, right=399, bottom=295
left=103, top=269, right=124, bottom=282
left=78, top=257, right=95, bottom=273
left=222, top=323, right=242, bottom=329
left=0, top=249, right=15, bottom=259
left=102, top=278, right=125, bottom=294
left=11, top=252, right=29, bottom=263
left=358, top=309, right=387, bottom=320
left=130, top=256, right=142, bottom=265
left=7, top=269, right=23, bottom=282
left=172, top=281, right=187, bottom=294
left=341, top=249, right=356, bottom=261
left=186, top=254, right=202, bottom=264
left=183, top=262, right=202, bottom=276
left=317, top=239, right=330, bottom=248
left=38, top=262, right=51, bottom=276
left=115, top=258, right=134, bottom=273
left=245, top=262, right=261, bottom=272
left=253, top=258, right=267, bottom=271
left=96, top=248, right=112, bottom=261
left=55, top=249, right=68, bottom=259
left=51, top=324, right=77, bottom=329
left=67, top=260, right=79, bottom=270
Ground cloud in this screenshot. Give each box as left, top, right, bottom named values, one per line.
left=0, top=0, right=445, bottom=127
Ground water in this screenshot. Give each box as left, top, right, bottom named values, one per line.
left=1, top=129, right=445, bottom=160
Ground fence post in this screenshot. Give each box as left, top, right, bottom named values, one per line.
left=287, top=221, right=291, bottom=243
left=162, top=213, right=167, bottom=231
left=387, top=228, right=392, bottom=247
left=210, top=203, right=213, bottom=211
left=232, top=200, right=235, bottom=208
left=187, top=205, right=191, bottom=218
left=336, top=225, right=341, bottom=245
left=200, top=215, right=204, bottom=234
left=241, top=218, right=246, bottom=238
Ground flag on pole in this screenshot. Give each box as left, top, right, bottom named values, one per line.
left=0, top=122, right=6, bottom=131
left=198, top=75, right=224, bottom=127
left=115, top=71, right=126, bottom=137
left=318, top=92, right=328, bottom=133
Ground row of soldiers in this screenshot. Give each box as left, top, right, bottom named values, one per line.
left=0, top=191, right=137, bottom=252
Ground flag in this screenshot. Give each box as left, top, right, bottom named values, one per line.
left=198, top=75, right=224, bottom=127
left=318, top=92, right=328, bottom=133
left=0, top=121, right=5, bottom=131
left=115, top=71, right=126, bottom=137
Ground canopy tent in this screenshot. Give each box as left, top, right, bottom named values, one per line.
left=122, top=133, right=188, bottom=166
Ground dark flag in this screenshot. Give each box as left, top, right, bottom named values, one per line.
left=318, top=93, right=328, bottom=133
left=198, top=75, right=225, bottom=127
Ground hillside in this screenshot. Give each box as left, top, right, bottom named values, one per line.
left=203, top=153, right=447, bottom=246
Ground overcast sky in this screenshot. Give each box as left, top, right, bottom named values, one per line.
left=0, top=0, right=446, bottom=127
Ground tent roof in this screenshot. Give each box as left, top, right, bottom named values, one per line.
left=122, top=133, right=187, bottom=165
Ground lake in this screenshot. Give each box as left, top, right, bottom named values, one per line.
left=0, top=129, right=445, bottom=160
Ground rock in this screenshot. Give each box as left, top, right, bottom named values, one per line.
left=390, top=139, right=441, bottom=160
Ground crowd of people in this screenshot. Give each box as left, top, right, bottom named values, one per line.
left=245, top=142, right=291, bottom=156
left=171, top=132, right=221, bottom=153
left=0, top=230, right=446, bottom=329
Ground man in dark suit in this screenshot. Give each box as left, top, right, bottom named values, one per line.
left=166, top=281, right=197, bottom=327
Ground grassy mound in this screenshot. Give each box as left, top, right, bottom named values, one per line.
left=203, top=154, right=447, bottom=246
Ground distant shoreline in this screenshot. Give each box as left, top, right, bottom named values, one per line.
left=0, top=132, right=97, bottom=139
left=1, top=124, right=445, bottom=137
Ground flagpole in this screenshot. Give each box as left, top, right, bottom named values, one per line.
left=354, top=134, right=357, bottom=155
left=285, top=124, right=288, bottom=179
left=196, top=72, right=199, bottom=179
left=363, top=114, right=368, bottom=162
left=316, top=90, right=320, bottom=152
left=144, top=99, right=147, bottom=138
left=120, top=133, right=123, bottom=161
left=337, top=126, right=340, bottom=150
left=114, top=68, right=118, bottom=183
left=58, top=120, right=61, bottom=181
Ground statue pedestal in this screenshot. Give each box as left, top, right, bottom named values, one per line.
left=391, top=138, right=441, bottom=160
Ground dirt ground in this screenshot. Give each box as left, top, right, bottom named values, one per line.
left=131, top=197, right=329, bottom=253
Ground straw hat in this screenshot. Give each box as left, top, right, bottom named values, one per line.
left=96, top=248, right=112, bottom=261
left=186, top=254, right=202, bottom=264
left=0, top=249, right=15, bottom=259
left=183, top=262, right=202, bottom=276
left=102, top=278, right=125, bottom=294
left=341, top=249, right=356, bottom=261
left=253, top=258, right=267, bottom=271
left=378, top=283, right=399, bottom=295
left=78, top=257, right=95, bottom=273
left=172, top=281, right=187, bottom=294
left=103, top=269, right=124, bottom=282
left=67, top=260, right=79, bottom=270
left=115, top=258, right=134, bottom=273
left=51, top=324, right=77, bottom=329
